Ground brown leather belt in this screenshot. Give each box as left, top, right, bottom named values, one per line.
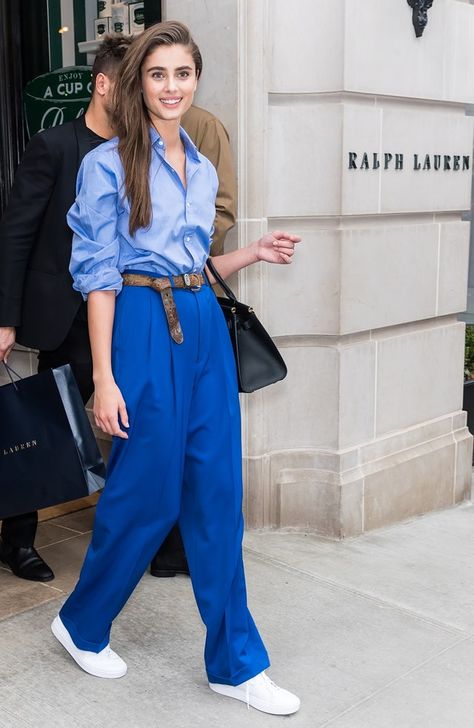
left=122, top=272, right=206, bottom=344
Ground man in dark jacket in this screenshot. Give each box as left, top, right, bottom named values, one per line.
left=0, top=35, right=133, bottom=582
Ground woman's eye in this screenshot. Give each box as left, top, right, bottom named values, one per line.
left=152, top=72, right=164, bottom=79
left=178, top=71, right=190, bottom=78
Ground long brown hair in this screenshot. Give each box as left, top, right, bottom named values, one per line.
left=112, top=21, right=202, bottom=236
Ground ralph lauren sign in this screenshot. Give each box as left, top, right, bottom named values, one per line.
left=348, top=152, right=471, bottom=172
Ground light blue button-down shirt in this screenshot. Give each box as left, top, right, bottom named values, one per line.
left=68, top=126, right=218, bottom=298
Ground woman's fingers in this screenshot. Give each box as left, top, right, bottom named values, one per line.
left=94, top=411, right=129, bottom=439
left=273, top=242, right=295, bottom=254
left=277, top=251, right=293, bottom=264
left=107, top=415, right=128, bottom=438
left=105, top=413, right=128, bottom=438
left=272, top=231, right=301, bottom=264
left=118, top=399, right=129, bottom=429
left=272, top=230, right=302, bottom=243
left=273, top=241, right=295, bottom=250
left=271, top=233, right=301, bottom=260
left=273, top=242, right=295, bottom=264
left=94, top=414, right=110, bottom=435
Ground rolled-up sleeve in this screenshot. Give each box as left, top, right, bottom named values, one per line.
left=68, top=150, right=123, bottom=299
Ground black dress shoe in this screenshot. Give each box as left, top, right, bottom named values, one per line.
left=150, top=553, right=190, bottom=578
left=151, top=524, right=190, bottom=577
left=0, top=542, right=55, bottom=582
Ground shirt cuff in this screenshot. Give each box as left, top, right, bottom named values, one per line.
left=72, top=270, right=123, bottom=301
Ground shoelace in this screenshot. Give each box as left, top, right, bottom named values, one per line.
left=245, top=672, right=282, bottom=709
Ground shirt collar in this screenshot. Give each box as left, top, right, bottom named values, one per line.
left=150, top=125, right=201, bottom=163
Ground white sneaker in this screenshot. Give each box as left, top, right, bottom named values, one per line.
left=209, top=670, right=301, bottom=715
left=51, top=615, right=127, bottom=679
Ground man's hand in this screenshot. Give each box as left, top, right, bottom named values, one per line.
left=0, top=327, right=16, bottom=362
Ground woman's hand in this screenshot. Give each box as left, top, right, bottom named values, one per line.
left=93, top=377, right=129, bottom=439
left=206, top=230, right=302, bottom=282
left=252, top=230, right=302, bottom=265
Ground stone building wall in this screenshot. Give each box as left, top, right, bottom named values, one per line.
left=163, top=0, right=474, bottom=536
left=3, top=0, right=473, bottom=538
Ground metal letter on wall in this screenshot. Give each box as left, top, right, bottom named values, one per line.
left=407, top=0, right=434, bottom=38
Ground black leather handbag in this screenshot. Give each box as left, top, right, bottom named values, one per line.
left=206, top=258, right=287, bottom=393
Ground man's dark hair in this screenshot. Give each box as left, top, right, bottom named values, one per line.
left=91, top=34, right=133, bottom=87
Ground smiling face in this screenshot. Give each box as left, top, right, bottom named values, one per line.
left=140, top=43, right=198, bottom=128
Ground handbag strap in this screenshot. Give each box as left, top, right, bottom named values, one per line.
left=206, top=257, right=238, bottom=303
left=2, top=361, right=21, bottom=391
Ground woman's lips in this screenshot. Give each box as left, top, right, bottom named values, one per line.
left=160, top=98, right=182, bottom=106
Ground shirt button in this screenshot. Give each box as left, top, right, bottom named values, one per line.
left=158, top=140, right=163, bottom=147
left=185, top=236, right=191, bottom=242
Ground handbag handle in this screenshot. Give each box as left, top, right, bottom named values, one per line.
left=2, top=361, right=21, bottom=391
left=206, top=257, right=238, bottom=303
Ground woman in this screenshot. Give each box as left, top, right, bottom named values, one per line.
left=51, top=21, right=301, bottom=716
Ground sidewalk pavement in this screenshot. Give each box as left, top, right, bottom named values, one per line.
left=1, top=501, right=474, bottom=728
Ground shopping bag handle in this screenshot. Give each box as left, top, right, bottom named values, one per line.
left=2, top=361, right=22, bottom=390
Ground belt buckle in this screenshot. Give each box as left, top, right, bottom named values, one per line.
left=184, top=272, right=202, bottom=291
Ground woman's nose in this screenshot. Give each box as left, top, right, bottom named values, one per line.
left=164, top=76, right=178, bottom=92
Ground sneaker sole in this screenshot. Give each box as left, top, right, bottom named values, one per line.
left=209, top=682, right=300, bottom=715
left=51, top=617, right=127, bottom=679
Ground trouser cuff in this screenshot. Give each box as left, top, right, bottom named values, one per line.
left=59, top=610, right=110, bottom=653
left=207, top=655, right=271, bottom=687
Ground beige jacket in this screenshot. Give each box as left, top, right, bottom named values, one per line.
left=182, top=105, right=237, bottom=256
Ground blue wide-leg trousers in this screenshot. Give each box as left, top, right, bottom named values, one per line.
left=59, top=281, right=270, bottom=685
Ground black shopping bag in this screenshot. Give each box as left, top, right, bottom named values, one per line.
left=0, top=363, right=105, bottom=520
